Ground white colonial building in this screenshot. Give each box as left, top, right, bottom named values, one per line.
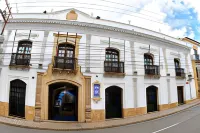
left=0, top=8, right=196, bottom=122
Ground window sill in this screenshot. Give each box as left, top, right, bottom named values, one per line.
left=144, top=74, right=160, bottom=79
left=52, top=68, right=77, bottom=74
left=9, top=65, right=30, bottom=70
left=103, top=72, right=125, bottom=77
left=176, top=76, right=185, bottom=79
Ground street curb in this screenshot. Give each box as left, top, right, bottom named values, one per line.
left=0, top=101, right=200, bottom=131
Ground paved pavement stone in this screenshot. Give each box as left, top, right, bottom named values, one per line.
left=0, top=99, right=200, bottom=131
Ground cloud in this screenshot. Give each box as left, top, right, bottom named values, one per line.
left=0, top=0, right=199, bottom=40
left=181, top=0, right=200, bottom=21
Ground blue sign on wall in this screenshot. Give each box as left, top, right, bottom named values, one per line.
left=94, top=84, right=100, bottom=97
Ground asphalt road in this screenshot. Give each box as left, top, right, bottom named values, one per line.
left=1, top=105, right=200, bottom=133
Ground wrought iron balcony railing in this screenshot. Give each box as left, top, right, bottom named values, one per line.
left=144, top=65, right=160, bottom=75
left=104, top=61, right=124, bottom=73
left=175, top=68, right=185, bottom=77
left=10, top=53, right=31, bottom=66
left=54, top=56, right=77, bottom=70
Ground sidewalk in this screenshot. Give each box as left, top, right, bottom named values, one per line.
left=0, top=99, right=200, bottom=131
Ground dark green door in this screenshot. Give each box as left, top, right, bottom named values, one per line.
left=177, top=86, right=184, bottom=105
left=9, top=79, right=26, bottom=118
left=105, top=86, right=122, bottom=119
left=146, top=86, right=158, bottom=112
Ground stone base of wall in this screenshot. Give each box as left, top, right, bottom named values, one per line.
left=123, top=107, right=147, bottom=118
left=25, top=106, right=35, bottom=120
left=159, top=104, right=170, bottom=111
left=0, top=102, right=35, bottom=120
left=170, top=102, right=178, bottom=108
left=159, top=102, right=178, bottom=111
left=185, top=98, right=197, bottom=104
left=0, top=102, right=8, bottom=116
left=91, top=110, right=105, bottom=122
left=135, top=107, right=147, bottom=115
left=123, top=103, right=178, bottom=117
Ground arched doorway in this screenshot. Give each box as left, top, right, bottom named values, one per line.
left=146, top=86, right=158, bottom=112
left=9, top=79, right=26, bottom=118
left=48, top=82, right=78, bottom=121
left=105, top=86, right=122, bottom=119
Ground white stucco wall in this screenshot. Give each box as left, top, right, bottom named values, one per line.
left=0, top=9, right=197, bottom=112
left=0, top=67, right=38, bottom=106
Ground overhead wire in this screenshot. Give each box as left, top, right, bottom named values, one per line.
left=11, top=5, right=166, bottom=25
left=9, top=1, right=163, bottom=22
left=10, top=0, right=164, bottom=16
left=9, top=2, right=168, bottom=25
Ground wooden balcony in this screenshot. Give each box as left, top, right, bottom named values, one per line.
left=175, top=68, right=185, bottom=78
left=9, top=53, right=31, bottom=68
left=104, top=61, right=124, bottom=76
left=53, top=56, right=77, bottom=71
left=144, top=65, right=160, bottom=75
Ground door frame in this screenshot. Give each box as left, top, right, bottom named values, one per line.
left=146, top=85, right=159, bottom=113
left=177, top=86, right=184, bottom=105
left=42, top=79, right=84, bottom=122
left=105, top=86, right=123, bottom=119
left=9, top=79, right=26, bottom=118
left=49, top=86, right=78, bottom=121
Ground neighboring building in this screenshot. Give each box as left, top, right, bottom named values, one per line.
left=0, top=9, right=197, bottom=122
left=182, top=37, right=200, bottom=98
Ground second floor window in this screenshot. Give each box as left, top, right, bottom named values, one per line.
left=10, top=40, right=32, bottom=66
left=144, top=53, right=153, bottom=65
left=105, top=48, right=119, bottom=62
left=174, top=58, right=180, bottom=68
left=58, top=43, right=75, bottom=58
left=17, top=40, right=32, bottom=55
left=194, top=49, right=198, bottom=55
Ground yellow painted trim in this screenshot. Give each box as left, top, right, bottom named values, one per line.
left=158, top=102, right=178, bottom=111
left=184, top=98, right=197, bottom=104
left=91, top=109, right=105, bottom=122
left=53, top=34, right=82, bottom=60
left=25, top=106, right=35, bottom=120
left=0, top=102, right=35, bottom=120
left=182, top=38, right=200, bottom=46
left=53, top=33, right=82, bottom=39
left=193, top=45, right=198, bottom=50
left=0, top=102, right=8, bottom=117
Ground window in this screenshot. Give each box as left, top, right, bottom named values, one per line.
left=174, top=58, right=180, bottom=68
left=105, top=48, right=119, bottom=62
left=104, top=48, right=124, bottom=73
left=10, top=40, right=32, bottom=66
left=54, top=43, right=76, bottom=69
left=194, top=49, right=198, bottom=55
left=58, top=43, right=75, bottom=58
left=17, top=40, right=32, bottom=54
left=194, top=49, right=199, bottom=60
left=196, top=67, right=199, bottom=78
left=144, top=53, right=153, bottom=65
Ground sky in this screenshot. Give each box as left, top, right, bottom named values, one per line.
left=0, top=0, right=200, bottom=41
